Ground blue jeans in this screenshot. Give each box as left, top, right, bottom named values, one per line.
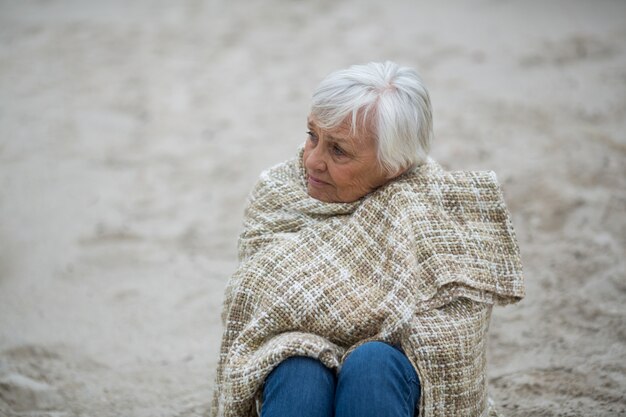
left=261, top=341, right=420, bottom=417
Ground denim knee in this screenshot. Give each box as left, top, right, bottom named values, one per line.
left=336, top=342, right=420, bottom=417
left=267, top=356, right=334, bottom=385
left=262, top=356, right=335, bottom=417
left=341, top=341, right=417, bottom=383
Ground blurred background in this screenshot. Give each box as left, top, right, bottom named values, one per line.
left=1, top=0, right=625, bottom=415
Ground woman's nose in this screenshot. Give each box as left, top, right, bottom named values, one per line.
left=306, top=144, right=326, bottom=172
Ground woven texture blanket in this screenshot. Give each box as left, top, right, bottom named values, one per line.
left=210, top=149, right=524, bottom=417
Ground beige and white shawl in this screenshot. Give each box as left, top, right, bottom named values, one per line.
left=210, top=149, right=524, bottom=417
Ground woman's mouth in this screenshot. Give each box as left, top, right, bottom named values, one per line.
left=307, top=175, right=329, bottom=187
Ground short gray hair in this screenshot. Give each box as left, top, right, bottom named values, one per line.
left=310, top=61, right=433, bottom=174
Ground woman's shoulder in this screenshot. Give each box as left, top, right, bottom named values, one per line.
left=389, top=158, right=504, bottom=202
left=404, top=158, right=499, bottom=186
left=250, top=156, right=302, bottom=199
left=365, top=158, right=511, bottom=230
left=258, top=156, right=300, bottom=183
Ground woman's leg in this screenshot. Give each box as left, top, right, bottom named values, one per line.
left=261, top=356, right=336, bottom=417
left=335, top=341, right=420, bottom=417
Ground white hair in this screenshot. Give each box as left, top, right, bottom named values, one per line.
left=310, top=61, right=433, bottom=175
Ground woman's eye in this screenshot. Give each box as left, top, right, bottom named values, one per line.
left=307, top=131, right=317, bottom=142
left=332, top=145, right=346, bottom=156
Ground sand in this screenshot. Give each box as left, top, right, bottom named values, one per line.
left=0, top=0, right=625, bottom=415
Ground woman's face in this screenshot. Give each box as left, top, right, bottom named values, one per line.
left=303, top=115, right=394, bottom=203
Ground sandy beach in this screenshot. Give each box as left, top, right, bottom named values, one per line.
left=1, top=0, right=625, bottom=415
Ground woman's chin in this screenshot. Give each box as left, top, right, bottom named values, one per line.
left=307, top=187, right=333, bottom=202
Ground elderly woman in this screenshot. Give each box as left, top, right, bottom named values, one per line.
left=211, top=61, right=524, bottom=417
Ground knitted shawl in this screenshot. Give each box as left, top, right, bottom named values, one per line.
left=210, top=150, right=524, bottom=417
